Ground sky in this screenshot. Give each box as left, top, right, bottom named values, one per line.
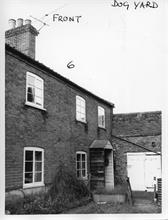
left=1, top=0, right=167, bottom=113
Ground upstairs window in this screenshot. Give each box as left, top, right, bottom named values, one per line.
left=76, top=96, right=86, bottom=122
left=26, top=72, right=44, bottom=108
left=76, top=151, right=87, bottom=179
left=98, top=106, right=105, bottom=128
left=23, top=147, right=44, bottom=188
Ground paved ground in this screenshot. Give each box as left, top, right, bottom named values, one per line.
left=64, top=192, right=161, bottom=214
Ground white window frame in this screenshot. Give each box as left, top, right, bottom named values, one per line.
left=98, top=106, right=105, bottom=128
left=23, top=147, right=44, bottom=188
left=76, top=95, right=86, bottom=123
left=76, top=151, right=87, bottom=180
left=26, top=72, right=45, bottom=110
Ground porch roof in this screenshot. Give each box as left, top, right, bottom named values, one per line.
left=90, top=140, right=113, bottom=150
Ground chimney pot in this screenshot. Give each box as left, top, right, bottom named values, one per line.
left=8, top=19, right=16, bottom=29
left=25, top=19, right=32, bottom=25
left=17, top=18, right=23, bottom=27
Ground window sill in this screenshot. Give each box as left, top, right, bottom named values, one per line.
left=75, top=119, right=88, bottom=125
left=25, top=102, right=46, bottom=112
left=23, top=183, right=45, bottom=189
left=98, top=126, right=106, bottom=131
left=77, top=177, right=88, bottom=181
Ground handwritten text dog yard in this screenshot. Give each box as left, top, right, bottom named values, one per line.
left=111, top=0, right=158, bottom=10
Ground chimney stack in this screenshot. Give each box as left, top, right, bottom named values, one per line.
left=5, top=18, right=39, bottom=59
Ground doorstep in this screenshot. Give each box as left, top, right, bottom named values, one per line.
left=93, top=193, right=126, bottom=204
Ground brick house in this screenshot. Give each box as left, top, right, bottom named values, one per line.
left=112, top=111, right=161, bottom=191
left=5, top=19, right=115, bottom=195
left=5, top=18, right=162, bottom=198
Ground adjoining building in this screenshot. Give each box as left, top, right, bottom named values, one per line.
left=112, top=111, right=161, bottom=192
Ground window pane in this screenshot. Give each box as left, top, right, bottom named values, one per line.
left=81, top=100, right=85, bottom=108
left=82, top=161, right=85, bottom=169
left=77, top=161, right=80, bottom=169
left=25, top=151, right=33, bottom=161
left=98, top=107, right=104, bottom=115
left=82, top=170, right=86, bottom=177
left=76, top=105, right=81, bottom=112
left=98, top=116, right=101, bottom=124
left=76, top=112, right=80, bottom=120
left=77, top=170, right=80, bottom=178
left=102, top=116, right=105, bottom=125
left=35, top=162, right=42, bottom=171
left=35, top=172, right=42, bottom=182
left=76, top=97, right=80, bottom=105
left=80, top=116, right=85, bottom=121
left=25, top=162, right=33, bottom=172
left=76, top=154, right=80, bottom=161
left=35, top=79, right=42, bottom=89
left=80, top=108, right=85, bottom=114
left=35, top=151, right=42, bottom=161
left=77, top=113, right=85, bottom=122
left=35, top=88, right=42, bottom=98
left=27, top=87, right=35, bottom=103
left=25, top=172, right=33, bottom=183
left=35, top=97, right=42, bottom=106
left=28, top=76, right=35, bottom=86
left=82, top=154, right=85, bottom=161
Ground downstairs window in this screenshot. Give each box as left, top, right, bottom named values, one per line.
left=23, top=147, right=44, bottom=188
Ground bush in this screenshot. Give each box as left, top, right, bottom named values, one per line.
left=5, top=164, right=91, bottom=214
left=48, top=164, right=91, bottom=201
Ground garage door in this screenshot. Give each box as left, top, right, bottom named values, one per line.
left=127, top=153, right=161, bottom=191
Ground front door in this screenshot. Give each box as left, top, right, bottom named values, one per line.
left=90, top=148, right=105, bottom=190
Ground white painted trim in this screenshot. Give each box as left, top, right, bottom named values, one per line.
left=23, top=183, right=45, bottom=189
left=25, top=102, right=46, bottom=111
left=76, top=95, right=86, bottom=123
left=76, top=151, right=87, bottom=180
left=26, top=72, right=44, bottom=109
left=98, top=106, right=105, bottom=128
left=23, top=147, right=44, bottom=189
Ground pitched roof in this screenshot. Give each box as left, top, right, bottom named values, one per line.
left=5, top=43, right=114, bottom=108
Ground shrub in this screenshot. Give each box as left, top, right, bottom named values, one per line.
left=5, top=164, right=91, bottom=214
left=48, top=164, right=91, bottom=201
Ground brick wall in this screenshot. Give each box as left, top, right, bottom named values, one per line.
left=112, top=111, right=161, bottom=137
left=5, top=50, right=113, bottom=191
left=112, top=112, right=161, bottom=184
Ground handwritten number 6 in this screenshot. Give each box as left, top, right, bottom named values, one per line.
left=67, top=61, right=75, bottom=69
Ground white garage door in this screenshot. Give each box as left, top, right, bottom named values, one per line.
left=127, top=152, right=161, bottom=191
